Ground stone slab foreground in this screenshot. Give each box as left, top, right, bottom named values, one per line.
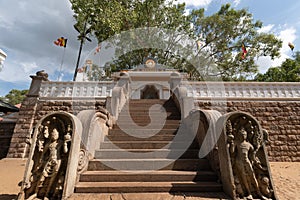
left=69, top=192, right=230, bottom=200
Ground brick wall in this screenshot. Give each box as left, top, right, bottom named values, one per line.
left=196, top=101, right=300, bottom=162
left=0, top=121, right=16, bottom=159
left=7, top=96, right=300, bottom=161
left=7, top=99, right=105, bottom=158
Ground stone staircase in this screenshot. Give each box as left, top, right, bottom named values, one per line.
left=74, top=99, right=222, bottom=194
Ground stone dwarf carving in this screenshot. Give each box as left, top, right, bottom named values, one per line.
left=24, top=117, right=72, bottom=200
left=226, top=117, right=274, bottom=200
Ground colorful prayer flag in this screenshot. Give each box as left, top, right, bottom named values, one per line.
left=54, top=37, right=67, bottom=48
left=241, top=43, right=247, bottom=59
left=288, top=42, right=295, bottom=51
left=196, top=41, right=202, bottom=50
left=77, top=66, right=87, bottom=73
left=94, top=43, right=101, bottom=55
left=77, top=67, right=84, bottom=73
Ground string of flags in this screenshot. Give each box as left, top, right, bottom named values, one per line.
left=288, top=42, right=295, bottom=51
left=77, top=66, right=87, bottom=73
left=54, top=37, right=68, bottom=47
left=77, top=60, right=93, bottom=73
left=241, top=43, right=247, bottom=59
left=94, top=43, right=101, bottom=55
left=196, top=41, right=203, bottom=50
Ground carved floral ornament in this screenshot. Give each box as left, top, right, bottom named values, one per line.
left=225, top=114, right=275, bottom=200
left=23, top=115, right=73, bottom=200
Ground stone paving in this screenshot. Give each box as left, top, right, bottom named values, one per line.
left=69, top=192, right=230, bottom=200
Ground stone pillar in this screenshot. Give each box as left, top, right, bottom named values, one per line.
left=7, top=71, right=48, bottom=158
left=111, top=73, right=130, bottom=119
left=169, top=72, right=194, bottom=119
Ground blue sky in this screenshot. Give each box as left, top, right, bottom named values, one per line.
left=0, top=0, right=299, bottom=96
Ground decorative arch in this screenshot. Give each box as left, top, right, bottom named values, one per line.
left=140, top=85, right=159, bottom=99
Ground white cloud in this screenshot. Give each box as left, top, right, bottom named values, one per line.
left=178, top=0, right=213, bottom=7
left=257, top=26, right=297, bottom=73
left=258, top=24, right=274, bottom=34
left=0, top=0, right=99, bottom=85
left=233, top=0, right=241, bottom=7
left=279, top=27, right=297, bottom=53
left=21, top=62, right=40, bottom=74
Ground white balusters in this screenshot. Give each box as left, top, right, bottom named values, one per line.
left=184, top=82, right=300, bottom=100
left=39, top=81, right=115, bottom=99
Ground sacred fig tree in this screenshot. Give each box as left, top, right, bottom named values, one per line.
left=69, top=1, right=282, bottom=81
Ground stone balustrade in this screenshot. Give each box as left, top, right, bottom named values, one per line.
left=184, top=82, right=300, bottom=100
left=39, top=81, right=300, bottom=100
left=39, top=81, right=115, bottom=99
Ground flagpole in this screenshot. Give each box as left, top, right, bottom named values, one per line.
left=58, top=47, right=66, bottom=81
left=73, top=19, right=91, bottom=81
left=73, top=37, right=84, bottom=81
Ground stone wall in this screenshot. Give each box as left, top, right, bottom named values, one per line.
left=7, top=98, right=300, bottom=161
left=0, top=121, right=16, bottom=159
left=7, top=99, right=105, bottom=158
left=5, top=74, right=300, bottom=161
left=196, top=101, right=300, bottom=162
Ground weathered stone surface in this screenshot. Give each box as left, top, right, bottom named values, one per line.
left=69, top=192, right=230, bottom=200
left=197, top=101, right=300, bottom=162
left=7, top=98, right=105, bottom=158
left=0, top=121, right=15, bottom=158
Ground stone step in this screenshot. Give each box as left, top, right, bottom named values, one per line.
left=120, top=109, right=179, bottom=114
left=109, top=129, right=178, bottom=135
left=113, top=123, right=180, bottom=130
left=74, top=181, right=223, bottom=193
left=95, top=149, right=200, bottom=159
left=121, top=103, right=178, bottom=108
left=100, top=141, right=199, bottom=150
left=128, top=99, right=168, bottom=103
left=126, top=99, right=176, bottom=106
left=125, top=101, right=177, bottom=108
left=118, top=115, right=181, bottom=120
left=118, top=112, right=180, bottom=118
left=79, top=170, right=218, bottom=182
left=105, top=132, right=196, bottom=141
left=69, top=192, right=230, bottom=199
left=116, top=119, right=181, bottom=124
left=105, top=135, right=176, bottom=141
left=87, top=158, right=210, bottom=171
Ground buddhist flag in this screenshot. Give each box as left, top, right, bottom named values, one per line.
left=94, top=43, right=101, bottom=55
left=77, top=67, right=84, bottom=73
left=241, top=43, right=247, bottom=59
left=196, top=41, right=202, bottom=50
left=288, top=42, right=295, bottom=51
left=54, top=37, right=67, bottom=47
left=77, top=66, right=87, bottom=73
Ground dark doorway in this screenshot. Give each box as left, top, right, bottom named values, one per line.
left=141, top=85, right=159, bottom=99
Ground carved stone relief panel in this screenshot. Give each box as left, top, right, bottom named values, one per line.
left=23, top=114, right=73, bottom=200
left=225, top=113, right=275, bottom=200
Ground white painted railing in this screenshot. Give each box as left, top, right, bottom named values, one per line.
left=183, top=82, right=300, bottom=99
left=39, top=80, right=300, bottom=100
left=39, top=81, right=115, bottom=99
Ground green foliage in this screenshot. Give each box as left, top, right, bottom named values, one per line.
left=0, top=89, right=28, bottom=105
left=69, top=1, right=282, bottom=81
left=189, top=4, right=282, bottom=80
left=255, top=51, right=300, bottom=82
